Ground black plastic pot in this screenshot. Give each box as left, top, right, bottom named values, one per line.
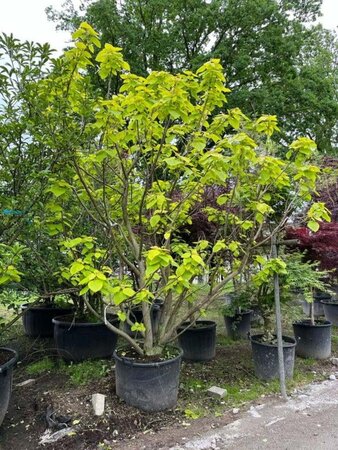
left=53, top=314, right=120, bottom=362
left=177, top=320, right=216, bottom=361
left=22, top=303, right=74, bottom=337
left=124, top=303, right=162, bottom=337
left=114, top=349, right=182, bottom=411
left=0, top=348, right=18, bottom=427
left=224, top=310, right=252, bottom=340
left=250, top=334, right=296, bottom=380
left=301, top=298, right=326, bottom=318
left=322, top=301, right=338, bottom=326
left=330, top=284, right=338, bottom=300
left=293, top=320, right=331, bottom=359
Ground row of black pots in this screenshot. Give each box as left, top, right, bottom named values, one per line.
left=251, top=318, right=334, bottom=381
left=21, top=302, right=230, bottom=363
left=16, top=303, right=336, bottom=414
left=22, top=303, right=332, bottom=366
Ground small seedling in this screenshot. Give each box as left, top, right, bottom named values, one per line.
left=184, top=408, right=202, bottom=419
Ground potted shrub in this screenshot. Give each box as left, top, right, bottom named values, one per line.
left=288, top=255, right=333, bottom=359
left=249, top=255, right=297, bottom=380
left=222, top=285, right=253, bottom=340
left=287, top=223, right=338, bottom=325
left=0, top=36, right=77, bottom=338
left=286, top=218, right=338, bottom=324
left=32, top=23, right=329, bottom=410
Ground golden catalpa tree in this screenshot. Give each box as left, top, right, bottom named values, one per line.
left=32, top=23, right=329, bottom=356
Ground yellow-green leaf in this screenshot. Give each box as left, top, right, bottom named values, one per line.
left=88, top=279, right=104, bottom=293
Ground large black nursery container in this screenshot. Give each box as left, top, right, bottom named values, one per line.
left=114, top=348, right=182, bottom=411
left=22, top=303, right=73, bottom=338
left=322, top=301, right=338, bottom=326
left=177, top=320, right=216, bottom=361
left=293, top=320, right=331, bottom=359
left=0, top=348, right=18, bottom=427
left=224, top=310, right=252, bottom=340
left=250, top=334, right=296, bottom=380
left=53, top=314, right=119, bottom=362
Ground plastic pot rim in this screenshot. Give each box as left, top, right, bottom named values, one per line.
left=0, top=348, right=18, bottom=374
left=113, top=348, right=183, bottom=368
left=177, top=320, right=217, bottom=332
left=21, top=303, right=74, bottom=312
left=52, top=314, right=119, bottom=327
left=293, top=319, right=332, bottom=328
left=223, top=309, right=253, bottom=318
left=249, top=333, right=296, bottom=348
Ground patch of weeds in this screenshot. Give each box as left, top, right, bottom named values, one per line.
left=98, top=442, right=112, bottom=450
left=290, top=369, right=323, bottom=386
left=184, top=408, right=203, bottom=419
left=63, top=360, right=110, bottom=385
left=182, top=378, right=207, bottom=392
left=217, top=335, right=242, bottom=346
left=331, top=333, right=338, bottom=345
left=224, top=381, right=266, bottom=405
left=26, top=357, right=55, bottom=375
left=298, top=357, right=316, bottom=367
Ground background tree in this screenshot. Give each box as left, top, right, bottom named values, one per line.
left=286, top=157, right=338, bottom=277
left=47, top=0, right=338, bottom=153
left=0, top=33, right=104, bottom=296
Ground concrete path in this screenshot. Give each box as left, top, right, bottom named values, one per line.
left=167, top=380, right=338, bottom=450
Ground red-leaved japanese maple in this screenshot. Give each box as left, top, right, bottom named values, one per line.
left=286, top=222, right=338, bottom=277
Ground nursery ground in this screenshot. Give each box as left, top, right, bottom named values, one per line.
left=0, top=304, right=338, bottom=450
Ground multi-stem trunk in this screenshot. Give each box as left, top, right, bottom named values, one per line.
left=262, top=312, right=274, bottom=342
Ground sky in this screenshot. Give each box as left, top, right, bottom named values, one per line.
left=0, top=0, right=337, bottom=55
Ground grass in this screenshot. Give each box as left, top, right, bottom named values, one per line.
left=26, top=357, right=55, bottom=375
left=64, top=360, right=110, bottom=385
left=331, top=333, right=338, bottom=344
left=25, top=355, right=110, bottom=385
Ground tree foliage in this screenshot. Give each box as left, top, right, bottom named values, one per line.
left=15, top=22, right=327, bottom=355
left=0, top=33, right=96, bottom=294
left=47, top=0, right=338, bottom=153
